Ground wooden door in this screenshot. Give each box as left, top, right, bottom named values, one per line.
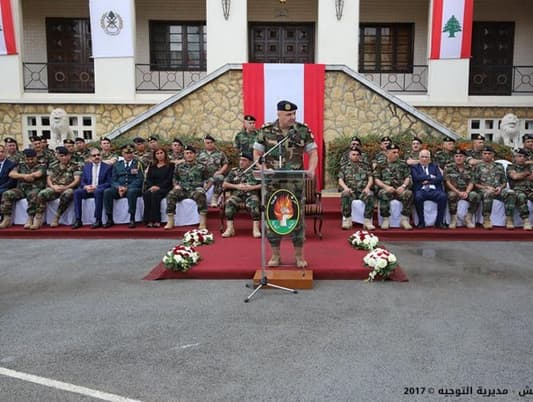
left=250, top=24, right=314, bottom=63
left=469, top=22, right=515, bottom=95
left=46, top=18, right=94, bottom=93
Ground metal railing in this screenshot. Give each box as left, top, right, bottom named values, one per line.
left=23, top=62, right=94, bottom=92
left=512, top=66, right=533, bottom=93
left=363, top=65, right=428, bottom=93
left=135, top=64, right=206, bottom=91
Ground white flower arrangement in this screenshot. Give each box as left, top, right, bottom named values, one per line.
left=162, top=245, right=201, bottom=272
left=348, top=230, right=379, bottom=251
left=363, top=247, right=398, bottom=281
left=182, top=229, right=214, bottom=247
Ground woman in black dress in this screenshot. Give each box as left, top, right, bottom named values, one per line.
left=143, top=147, right=174, bottom=227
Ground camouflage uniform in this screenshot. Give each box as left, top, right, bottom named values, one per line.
left=101, top=150, right=118, bottom=164
left=372, top=150, right=388, bottom=167
left=6, top=151, right=23, bottom=164
left=403, top=149, right=420, bottom=162
left=197, top=148, right=229, bottom=200
left=166, top=161, right=210, bottom=214
left=443, top=163, right=481, bottom=215
left=35, top=160, right=82, bottom=215
left=373, top=160, right=414, bottom=217
left=168, top=151, right=184, bottom=164
left=0, top=162, right=46, bottom=217
left=466, top=149, right=483, bottom=165
left=74, top=149, right=90, bottom=166
left=134, top=150, right=152, bottom=170
left=507, top=163, right=533, bottom=219
left=255, top=120, right=317, bottom=247
left=36, top=150, right=56, bottom=168
left=223, top=167, right=260, bottom=220
left=339, top=149, right=370, bottom=168
left=434, top=149, right=455, bottom=169
left=233, top=129, right=259, bottom=155
left=473, top=161, right=516, bottom=216
left=338, top=161, right=375, bottom=219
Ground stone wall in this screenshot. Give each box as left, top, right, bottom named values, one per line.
left=1, top=70, right=532, bottom=189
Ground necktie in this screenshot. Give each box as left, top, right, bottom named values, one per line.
left=0, top=161, right=3, bottom=174
left=424, top=166, right=429, bottom=176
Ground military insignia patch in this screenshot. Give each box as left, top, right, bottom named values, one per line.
left=100, top=11, right=123, bottom=36
left=266, top=189, right=300, bottom=235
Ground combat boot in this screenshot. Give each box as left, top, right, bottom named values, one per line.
left=164, top=213, right=175, bottom=230
left=363, top=218, right=375, bottom=231
left=380, top=217, right=390, bottom=230
left=464, top=213, right=475, bottom=229
left=49, top=213, right=60, bottom=227
left=505, top=216, right=514, bottom=230
left=24, top=215, right=34, bottom=229
left=252, top=221, right=261, bottom=238
left=341, top=216, right=352, bottom=230
left=483, top=214, right=492, bottom=230
left=448, top=215, right=457, bottom=229
left=222, top=220, right=235, bottom=237
left=198, top=213, right=207, bottom=230
left=30, top=213, right=43, bottom=230
left=0, top=215, right=12, bottom=229
left=400, top=215, right=412, bottom=230
left=523, top=219, right=532, bottom=231
left=295, top=247, right=308, bottom=268
left=267, top=247, right=281, bottom=267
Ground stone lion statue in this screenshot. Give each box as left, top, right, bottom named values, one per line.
left=494, top=113, right=522, bottom=149
left=50, top=108, right=73, bottom=143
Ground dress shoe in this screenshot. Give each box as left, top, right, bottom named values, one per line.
left=72, top=219, right=82, bottom=229
left=103, top=220, right=114, bottom=228
left=128, top=220, right=136, bottom=229
left=436, top=223, right=448, bottom=229
left=415, top=223, right=425, bottom=229
left=91, top=220, right=102, bottom=229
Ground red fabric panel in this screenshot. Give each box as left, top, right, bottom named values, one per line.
left=242, top=63, right=265, bottom=127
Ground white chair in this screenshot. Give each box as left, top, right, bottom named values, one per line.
left=444, top=199, right=473, bottom=227
left=160, top=198, right=200, bottom=226
left=350, top=200, right=365, bottom=225
left=476, top=200, right=506, bottom=227
left=378, top=199, right=402, bottom=228
left=412, top=200, right=438, bottom=227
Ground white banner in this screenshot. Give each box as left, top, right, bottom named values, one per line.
left=89, top=0, right=134, bottom=58
left=263, top=64, right=305, bottom=123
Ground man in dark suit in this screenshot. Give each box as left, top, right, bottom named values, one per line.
left=0, top=145, right=17, bottom=198
left=103, top=144, right=144, bottom=228
left=72, top=148, right=112, bottom=229
left=411, top=149, right=448, bottom=229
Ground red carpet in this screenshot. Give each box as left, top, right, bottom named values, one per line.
left=142, top=218, right=408, bottom=281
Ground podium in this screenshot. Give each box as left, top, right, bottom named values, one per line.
left=245, top=169, right=313, bottom=302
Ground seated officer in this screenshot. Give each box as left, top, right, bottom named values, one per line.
left=221, top=152, right=262, bottom=238
left=103, top=144, right=144, bottom=228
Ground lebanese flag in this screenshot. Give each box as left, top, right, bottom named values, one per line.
left=0, top=0, right=17, bottom=55
left=243, top=63, right=325, bottom=190
left=430, top=0, right=473, bottom=59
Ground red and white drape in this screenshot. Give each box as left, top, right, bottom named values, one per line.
left=430, top=0, right=473, bottom=59
left=0, top=0, right=17, bottom=55
left=242, top=63, right=325, bottom=190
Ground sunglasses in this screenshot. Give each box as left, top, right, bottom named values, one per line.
left=91, top=153, right=101, bottom=157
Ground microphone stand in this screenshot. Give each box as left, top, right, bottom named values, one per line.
left=244, top=133, right=298, bottom=303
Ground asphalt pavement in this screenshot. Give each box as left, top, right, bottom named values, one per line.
left=1, top=239, right=532, bottom=402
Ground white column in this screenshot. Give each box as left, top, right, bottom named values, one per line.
left=206, top=0, right=247, bottom=74
left=426, top=0, right=469, bottom=103
left=316, top=0, right=359, bottom=70
left=93, top=0, right=136, bottom=100
left=0, top=0, right=23, bottom=101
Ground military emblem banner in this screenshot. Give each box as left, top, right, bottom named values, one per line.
left=89, top=0, right=134, bottom=58
left=0, top=0, right=17, bottom=55
left=430, top=0, right=473, bottom=59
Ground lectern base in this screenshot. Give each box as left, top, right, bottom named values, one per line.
left=252, top=269, right=313, bottom=289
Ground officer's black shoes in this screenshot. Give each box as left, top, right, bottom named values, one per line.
left=436, top=223, right=449, bottom=229
left=91, top=220, right=102, bottom=229
left=128, top=220, right=136, bottom=229
left=415, top=223, right=425, bottom=229
left=103, top=219, right=114, bottom=228
left=72, top=219, right=82, bottom=229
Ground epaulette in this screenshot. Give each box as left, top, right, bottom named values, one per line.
left=261, top=122, right=273, bottom=129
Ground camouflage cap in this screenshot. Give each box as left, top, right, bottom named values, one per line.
left=277, top=100, right=297, bottom=111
